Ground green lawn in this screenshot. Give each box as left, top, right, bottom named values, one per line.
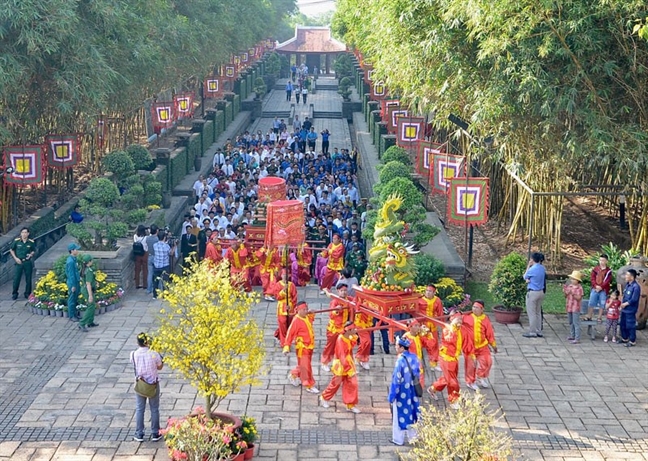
left=465, top=280, right=566, bottom=314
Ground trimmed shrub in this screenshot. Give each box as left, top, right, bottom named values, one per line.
left=414, top=253, right=445, bottom=286
left=381, top=146, right=411, bottom=166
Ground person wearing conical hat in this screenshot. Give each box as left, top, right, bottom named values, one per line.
left=564, top=270, right=584, bottom=344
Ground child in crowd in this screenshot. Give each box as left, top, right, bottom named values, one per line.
left=564, top=270, right=584, bottom=344
left=603, top=289, right=621, bottom=343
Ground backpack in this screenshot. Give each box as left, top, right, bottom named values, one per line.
left=133, top=240, right=145, bottom=256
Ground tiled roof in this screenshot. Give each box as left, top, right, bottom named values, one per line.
left=275, top=26, right=346, bottom=53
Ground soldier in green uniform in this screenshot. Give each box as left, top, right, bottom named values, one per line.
left=78, top=254, right=98, bottom=332
left=10, top=227, right=36, bottom=300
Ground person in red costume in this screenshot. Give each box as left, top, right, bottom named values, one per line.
left=462, top=300, right=498, bottom=390
left=319, top=233, right=345, bottom=293
left=320, top=284, right=351, bottom=371
left=417, top=284, right=444, bottom=372
left=428, top=311, right=475, bottom=409
left=204, top=236, right=223, bottom=265
left=319, top=322, right=361, bottom=413
left=296, top=244, right=312, bottom=286
left=256, top=245, right=279, bottom=301
left=272, top=269, right=298, bottom=345
left=283, top=301, right=319, bottom=394
left=354, top=306, right=373, bottom=370
left=225, top=239, right=251, bottom=291
left=403, top=320, right=426, bottom=387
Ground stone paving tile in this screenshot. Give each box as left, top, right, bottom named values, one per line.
left=1, top=89, right=648, bottom=461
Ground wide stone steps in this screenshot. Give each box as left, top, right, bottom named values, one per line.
left=261, top=111, right=292, bottom=119
left=314, top=111, right=343, bottom=118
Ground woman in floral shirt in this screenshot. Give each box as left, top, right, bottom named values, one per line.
left=564, top=270, right=584, bottom=344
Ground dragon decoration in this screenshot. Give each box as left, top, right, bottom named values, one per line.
left=361, top=195, right=419, bottom=291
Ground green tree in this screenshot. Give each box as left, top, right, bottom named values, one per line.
left=153, top=260, right=265, bottom=419
left=333, top=53, right=354, bottom=81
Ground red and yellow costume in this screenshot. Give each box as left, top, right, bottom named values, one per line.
left=320, top=297, right=350, bottom=365
left=204, top=239, right=223, bottom=265
left=431, top=322, right=475, bottom=403
left=418, top=294, right=444, bottom=367
left=462, top=312, right=497, bottom=385
left=256, top=246, right=279, bottom=295
left=354, top=310, right=373, bottom=365
left=272, top=279, right=298, bottom=344
left=225, top=243, right=251, bottom=291
left=403, top=330, right=426, bottom=387
left=321, top=334, right=358, bottom=408
left=296, top=245, right=312, bottom=286
left=283, top=313, right=316, bottom=389
left=320, top=241, right=345, bottom=290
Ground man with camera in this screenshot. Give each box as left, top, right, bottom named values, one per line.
left=152, top=231, right=176, bottom=299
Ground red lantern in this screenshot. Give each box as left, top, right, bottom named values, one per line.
left=265, top=200, right=305, bottom=247
left=258, top=177, right=286, bottom=203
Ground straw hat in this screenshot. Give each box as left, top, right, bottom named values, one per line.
left=568, top=270, right=583, bottom=282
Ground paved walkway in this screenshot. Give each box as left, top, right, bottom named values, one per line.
left=1, top=81, right=647, bottom=461
left=1, top=280, right=647, bottom=461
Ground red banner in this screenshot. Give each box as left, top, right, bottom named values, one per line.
left=446, top=177, right=490, bottom=226
left=46, top=134, right=79, bottom=169
left=396, top=116, right=425, bottom=148
left=415, top=141, right=445, bottom=175
left=386, top=104, right=408, bottom=134
left=174, top=92, right=194, bottom=119
left=151, top=102, right=174, bottom=129
left=3, top=146, right=45, bottom=186
left=370, top=81, right=387, bottom=100
left=265, top=200, right=305, bottom=247
left=205, top=77, right=221, bottom=98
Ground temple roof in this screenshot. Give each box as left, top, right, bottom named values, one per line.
left=275, top=26, right=346, bottom=53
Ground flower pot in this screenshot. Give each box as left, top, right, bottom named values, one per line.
left=244, top=444, right=255, bottom=460
left=231, top=453, right=245, bottom=461
left=106, top=304, right=115, bottom=312
left=63, top=311, right=69, bottom=318
left=55, top=310, right=63, bottom=317
left=492, top=306, right=522, bottom=325
left=98, top=306, right=106, bottom=315
left=38, top=308, right=45, bottom=315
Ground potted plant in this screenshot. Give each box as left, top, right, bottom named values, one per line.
left=239, top=416, right=258, bottom=460
left=161, top=407, right=236, bottom=461
left=253, top=77, right=267, bottom=99
left=489, top=252, right=528, bottom=324
left=338, top=77, right=353, bottom=101
left=153, top=260, right=265, bottom=457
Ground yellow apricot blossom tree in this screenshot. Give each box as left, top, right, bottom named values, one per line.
left=152, top=260, right=265, bottom=419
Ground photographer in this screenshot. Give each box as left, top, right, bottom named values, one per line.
left=152, top=231, right=176, bottom=299
left=523, top=252, right=546, bottom=338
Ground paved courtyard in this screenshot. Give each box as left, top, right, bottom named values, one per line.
left=0, top=281, right=647, bottom=461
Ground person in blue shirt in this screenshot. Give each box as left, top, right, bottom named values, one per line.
left=619, top=269, right=641, bottom=346
left=66, top=243, right=81, bottom=322
left=523, top=252, right=546, bottom=338
left=70, top=204, right=84, bottom=223
left=321, top=129, right=330, bottom=154
left=306, top=128, right=318, bottom=152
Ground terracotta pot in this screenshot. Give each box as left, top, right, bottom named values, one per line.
left=492, top=306, right=522, bottom=325
left=231, top=453, right=245, bottom=461
left=244, top=444, right=255, bottom=460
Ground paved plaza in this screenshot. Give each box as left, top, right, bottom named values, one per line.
left=0, top=281, right=647, bottom=461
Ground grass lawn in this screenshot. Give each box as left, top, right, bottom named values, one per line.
left=465, top=280, right=566, bottom=314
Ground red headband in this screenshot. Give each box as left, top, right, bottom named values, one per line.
left=473, top=301, right=485, bottom=309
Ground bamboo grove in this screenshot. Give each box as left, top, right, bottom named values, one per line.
left=0, top=0, right=296, bottom=229
left=333, top=0, right=648, bottom=259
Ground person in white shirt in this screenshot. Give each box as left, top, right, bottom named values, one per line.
left=222, top=159, right=234, bottom=176
left=192, top=175, right=204, bottom=202
left=347, top=184, right=359, bottom=205
left=212, top=151, right=225, bottom=168
left=293, top=115, right=301, bottom=132
left=259, top=166, right=268, bottom=179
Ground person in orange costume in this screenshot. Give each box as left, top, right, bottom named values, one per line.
left=403, top=320, right=426, bottom=387
left=354, top=307, right=373, bottom=370
left=428, top=311, right=475, bottom=409
left=462, top=300, right=498, bottom=390
left=204, top=237, right=223, bottom=265
left=296, top=244, right=312, bottom=286
left=256, top=245, right=279, bottom=301
left=225, top=239, right=251, bottom=291
left=319, top=322, right=361, bottom=413
left=283, top=301, right=319, bottom=394
left=418, top=284, right=443, bottom=372
left=319, top=233, right=345, bottom=293
left=320, top=284, right=351, bottom=371
left=272, top=269, right=298, bottom=345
